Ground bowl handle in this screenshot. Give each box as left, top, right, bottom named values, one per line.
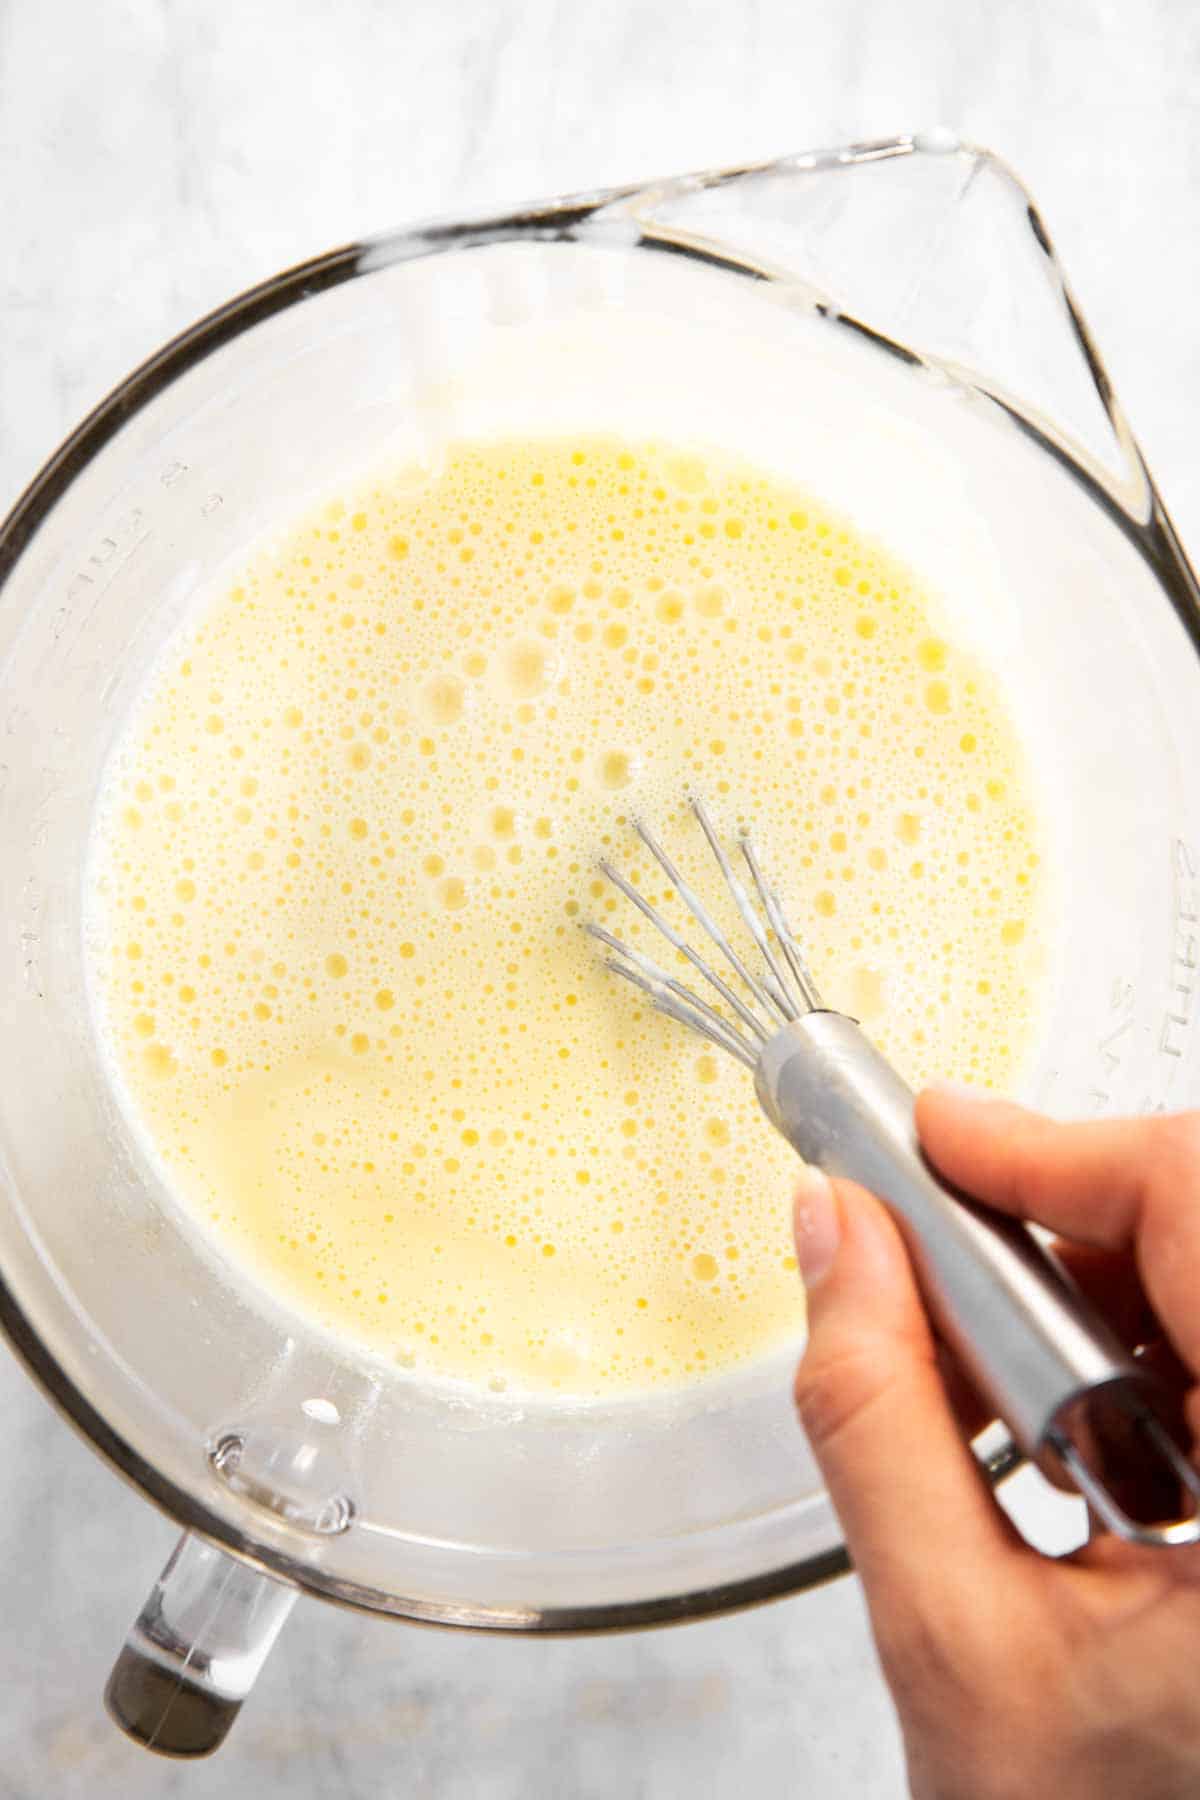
left=104, top=1530, right=298, bottom=1757
left=104, top=1403, right=359, bottom=1754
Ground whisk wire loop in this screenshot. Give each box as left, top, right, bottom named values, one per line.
left=591, top=799, right=824, bottom=1061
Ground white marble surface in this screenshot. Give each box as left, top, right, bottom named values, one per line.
left=1, top=1, right=1198, bottom=1794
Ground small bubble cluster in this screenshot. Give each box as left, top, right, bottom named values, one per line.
left=88, top=437, right=1046, bottom=1396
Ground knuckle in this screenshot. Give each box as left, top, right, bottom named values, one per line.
left=1008, top=1116, right=1064, bottom=1213
left=793, top=1338, right=901, bottom=1452
left=876, top=1603, right=1011, bottom=1763
left=873, top=1595, right=963, bottom=1699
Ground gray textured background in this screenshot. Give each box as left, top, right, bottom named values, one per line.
left=1, top=2, right=1197, bottom=1794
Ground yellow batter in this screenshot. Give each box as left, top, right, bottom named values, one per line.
left=89, top=437, right=1044, bottom=1395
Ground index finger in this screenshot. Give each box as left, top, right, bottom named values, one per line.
left=916, top=1087, right=1200, bottom=1377
left=915, top=1087, right=1169, bottom=1249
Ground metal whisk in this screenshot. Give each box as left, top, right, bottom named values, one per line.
left=589, top=798, right=1200, bottom=1549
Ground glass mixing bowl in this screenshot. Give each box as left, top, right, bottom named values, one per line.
left=2, top=134, right=1199, bottom=1756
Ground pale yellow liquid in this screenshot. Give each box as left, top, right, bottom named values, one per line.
left=90, top=437, right=1045, bottom=1395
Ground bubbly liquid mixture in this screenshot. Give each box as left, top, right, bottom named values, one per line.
left=90, top=438, right=1045, bottom=1395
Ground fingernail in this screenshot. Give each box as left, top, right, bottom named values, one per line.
left=793, top=1164, right=839, bottom=1288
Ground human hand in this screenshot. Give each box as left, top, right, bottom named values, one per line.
left=791, top=1090, right=1200, bottom=1800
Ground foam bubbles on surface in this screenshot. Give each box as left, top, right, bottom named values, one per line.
left=89, top=437, right=1046, bottom=1396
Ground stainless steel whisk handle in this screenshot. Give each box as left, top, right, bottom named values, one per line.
left=756, top=1011, right=1200, bottom=1540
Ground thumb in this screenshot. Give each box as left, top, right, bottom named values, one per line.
left=793, top=1165, right=1019, bottom=1601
